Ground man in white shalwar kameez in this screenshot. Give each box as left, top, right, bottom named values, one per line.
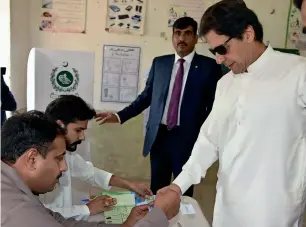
left=159, top=1, right=306, bottom=227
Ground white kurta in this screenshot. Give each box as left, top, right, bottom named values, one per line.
left=173, top=45, right=306, bottom=227
left=39, top=152, right=113, bottom=221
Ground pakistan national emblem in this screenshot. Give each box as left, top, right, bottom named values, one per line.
left=50, top=61, right=80, bottom=92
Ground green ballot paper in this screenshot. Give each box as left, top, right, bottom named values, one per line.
left=99, top=191, right=155, bottom=224
left=100, top=191, right=136, bottom=224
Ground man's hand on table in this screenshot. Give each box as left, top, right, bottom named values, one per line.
left=122, top=204, right=151, bottom=227
left=86, top=195, right=117, bottom=215
left=119, top=184, right=181, bottom=226
left=128, top=181, right=153, bottom=199
left=108, top=175, right=153, bottom=199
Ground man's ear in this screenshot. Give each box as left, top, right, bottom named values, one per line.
left=194, top=34, right=199, bottom=43
left=24, top=148, right=40, bottom=171
left=244, top=25, right=255, bottom=43
left=56, top=120, right=65, bottom=129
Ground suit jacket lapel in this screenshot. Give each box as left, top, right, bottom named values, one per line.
left=181, top=53, right=200, bottom=103
left=187, top=53, right=198, bottom=80
left=160, top=55, right=175, bottom=100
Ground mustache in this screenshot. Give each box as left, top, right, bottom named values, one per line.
left=178, top=42, right=187, bottom=46
left=57, top=173, right=62, bottom=179
left=66, top=140, right=82, bottom=152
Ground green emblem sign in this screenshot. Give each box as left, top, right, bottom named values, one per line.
left=50, top=62, right=79, bottom=92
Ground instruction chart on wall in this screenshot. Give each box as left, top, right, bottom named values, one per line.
left=168, top=0, right=205, bottom=27
left=40, top=0, right=87, bottom=33
left=101, top=45, right=140, bottom=103
left=106, top=0, right=147, bottom=35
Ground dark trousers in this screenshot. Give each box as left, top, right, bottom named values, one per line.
left=150, top=124, right=194, bottom=197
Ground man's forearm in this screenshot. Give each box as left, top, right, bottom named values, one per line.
left=46, top=204, right=90, bottom=221
left=51, top=209, right=121, bottom=227
left=109, top=175, right=132, bottom=190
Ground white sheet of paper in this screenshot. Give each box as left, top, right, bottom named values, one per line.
left=180, top=203, right=196, bottom=215
left=101, top=45, right=140, bottom=103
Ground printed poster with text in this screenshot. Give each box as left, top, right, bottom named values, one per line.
left=167, top=0, right=219, bottom=42
left=101, top=45, right=140, bottom=103
left=40, top=0, right=87, bottom=33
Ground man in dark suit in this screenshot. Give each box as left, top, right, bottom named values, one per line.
left=1, top=67, right=17, bottom=126
left=96, top=17, right=222, bottom=197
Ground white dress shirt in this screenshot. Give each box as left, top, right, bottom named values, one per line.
left=173, top=45, right=306, bottom=227
left=39, top=152, right=113, bottom=221
left=115, top=50, right=196, bottom=125
left=161, top=50, right=195, bottom=125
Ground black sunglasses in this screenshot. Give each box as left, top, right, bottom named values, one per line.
left=209, top=37, right=232, bottom=55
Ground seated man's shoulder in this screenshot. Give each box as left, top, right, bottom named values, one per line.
left=2, top=189, right=51, bottom=226
left=1, top=181, right=62, bottom=227
left=1, top=168, right=49, bottom=221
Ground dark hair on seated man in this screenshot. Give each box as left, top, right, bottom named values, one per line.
left=1, top=110, right=65, bottom=163
left=45, top=95, right=96, bottom=125
left=45, top=95, right=96, bottom=152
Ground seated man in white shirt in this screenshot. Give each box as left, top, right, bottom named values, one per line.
left=39, top=95, right=153, bottom=221
left=160, top=1, right=306, bottom=227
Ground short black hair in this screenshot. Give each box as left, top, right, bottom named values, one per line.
left=294, top=0, right=303, bottom=10
left=45, top=95, right=96, bottom=125
left=173, top=17, right=198, bottom=35
left=1, top=110, right=65, bottom=163
left=199, top=0, right=263, bottom=42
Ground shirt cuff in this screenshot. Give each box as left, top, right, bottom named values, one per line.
left=172, top=171, right=194, bottom=195
left=94, top=167, right=113, bottom=190
left=76, top=204, right=91, bottom=221
left=104, top=172, right=113, bottom=190
left=114, top=113, right=121, bottom=123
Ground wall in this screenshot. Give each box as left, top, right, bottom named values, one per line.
left=24, top=0, right=293, bottom=111
left=0, top=0, right=10, bottom=85
left=9, top=0, right=299, bottom=181
left=10, top=0, right=30, bottom=108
